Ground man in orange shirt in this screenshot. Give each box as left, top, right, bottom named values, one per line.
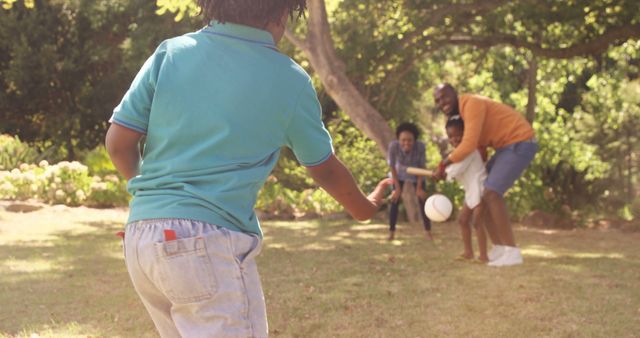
left=433, top=83, right=538, bottom=267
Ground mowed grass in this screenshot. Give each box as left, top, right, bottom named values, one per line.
left=1, top=205, right=639, bottom=337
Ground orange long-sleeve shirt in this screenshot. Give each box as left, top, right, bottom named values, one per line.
left=449, top=94, right=534, bottom=163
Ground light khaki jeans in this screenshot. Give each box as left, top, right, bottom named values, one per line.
left=123, top=219, right=267, bottom=338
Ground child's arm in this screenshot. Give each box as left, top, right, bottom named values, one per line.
left=105, top=123, right=144, bottom=180
left=306, top=154, right=393, bottom=221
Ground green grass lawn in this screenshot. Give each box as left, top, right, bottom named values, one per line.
left=1, top=205, right=639, bottom=337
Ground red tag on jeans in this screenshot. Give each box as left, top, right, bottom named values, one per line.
left=164, top=229, right=177, bottom=241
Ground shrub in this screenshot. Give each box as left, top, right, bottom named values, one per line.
left=303, top=188, right=342, bottom=214
left=0, top=160, right=129, bottom=207
left=81, top=145, right=118, bottom=176
left=256, top=113, right=387, bottom=218
left=0, top=163, right=47, bottom=200
left=41, top=161, right=92, bottom=206
left=328, top=114, right=388, bottom=193
left=86, top=175, right=130, bottom=208
left=255, top=176, right=301, bottom=217
left=0, top=134, right=39, bottom=170
left=256, top=175, right=343, bottom=218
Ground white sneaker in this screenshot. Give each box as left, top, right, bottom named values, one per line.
left=488, top=246, right=523, bottom=267
left=488, top=245, right=505, bottom=261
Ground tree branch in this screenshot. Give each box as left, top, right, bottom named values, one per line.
left=373, top=0, right=511, bottom=70
left=284, top=28, right=309, bottom=53
left=298, top=0, right=394, bottom=154
left=394, top=0, right=512, bottom=53
left=433, top=23, right=640, bottom=58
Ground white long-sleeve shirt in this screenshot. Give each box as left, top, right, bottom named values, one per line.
left=446, top=150, right=487, bottom=209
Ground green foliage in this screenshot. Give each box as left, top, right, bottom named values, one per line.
left=416, top=39, right=639, bottom=221
left=86, top=174, right=130, bottom=208
left=155, top=0, right=199, bottom=21
left=256, top=176, right=342, bottom=217
left=81, top=145, right=118, bottom=176
left=328, top=112, right=388, bottom=192
left=327, top=1, right=423, bottom=122
left=255, top=175, right=302, bottom=217
left=1, top=0, right=33, bottom=10
left=0, top=0, right=196, bottom=159
left=0, top=164, right=42, bottom=201
left=256, top=112, right=386, bottom=217
left=3, top=0, right=639, bottom=223
left=41, top=161, right=93, bottom=205
left=572, top=43, right=640, bottom=210
left=0, top=134, right=39, bottom=170
left=0, top=161, right=91, bottom=205
left=0, top=160, right=129, bottom=207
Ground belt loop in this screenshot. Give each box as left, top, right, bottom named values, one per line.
left=196, top=237, right=206, bottom=256
left=164, top=241, right=178, bottom=255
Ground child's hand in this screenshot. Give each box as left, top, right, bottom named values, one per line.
left=368, top=178, right=394, bottom=208
left=434, top=160, right=447, bottom=180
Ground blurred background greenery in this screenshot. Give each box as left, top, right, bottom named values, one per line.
left=1, top=0, right=638, bottom=226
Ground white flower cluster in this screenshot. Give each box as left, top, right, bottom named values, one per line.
left=0, top=160, right=128, bottom=207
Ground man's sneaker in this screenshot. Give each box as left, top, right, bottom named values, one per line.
left=488, top=245, right=505, bottom=261
left=488, top=246, right=523, bottom=267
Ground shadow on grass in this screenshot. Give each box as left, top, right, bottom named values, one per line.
left=0, top=220, right=156, bottom=337
left=258, top=219, right=640, bottom=278
left=258, top=220, right=640, bottom=337
left=2, top=216, right=639, bottom=337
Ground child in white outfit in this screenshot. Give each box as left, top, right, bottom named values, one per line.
left=445, top=116, right=489, bottom=262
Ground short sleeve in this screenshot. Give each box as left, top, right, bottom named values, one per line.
left=109, top=43, right=167, bottom=133
left=284, top=81, right=333, bottom=166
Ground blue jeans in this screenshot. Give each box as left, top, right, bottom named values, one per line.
left=123, top=219, right=267, bottom=338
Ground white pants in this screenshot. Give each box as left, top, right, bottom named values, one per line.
left=123, top=219, right=267, bottom=338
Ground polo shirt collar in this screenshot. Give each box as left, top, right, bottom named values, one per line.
left=202, top=20, right=276, bottom=48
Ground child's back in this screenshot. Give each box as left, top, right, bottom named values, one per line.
left=111, top=22, right=332, bottom=237
left=106, top=5, right=390, bottom=336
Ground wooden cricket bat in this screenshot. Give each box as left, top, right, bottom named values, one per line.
left=406, top=167, right=434, bottom=177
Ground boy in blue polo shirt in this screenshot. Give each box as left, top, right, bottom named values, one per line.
left=106, top=1, right=391, bottom=337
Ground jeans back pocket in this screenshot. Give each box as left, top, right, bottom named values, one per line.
left=153, top=236, right=217, bottom=304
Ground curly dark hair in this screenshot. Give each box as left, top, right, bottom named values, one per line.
left=197, top=0, right=307, bottom=27
left=395, top=122, right=420, bottom=139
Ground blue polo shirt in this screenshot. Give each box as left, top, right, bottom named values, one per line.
left=110, top=22, right=333, bottom=237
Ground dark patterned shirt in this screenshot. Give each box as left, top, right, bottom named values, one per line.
left=387, top=140, right=426, bottom=183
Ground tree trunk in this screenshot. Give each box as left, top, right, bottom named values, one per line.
left=303, top=0, right=394, bottom=154
left=401, top=183, right=421, bottom=225
left=526, top=55, right=538, bottom=123
left=286, top=0, right=421, bottom=223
